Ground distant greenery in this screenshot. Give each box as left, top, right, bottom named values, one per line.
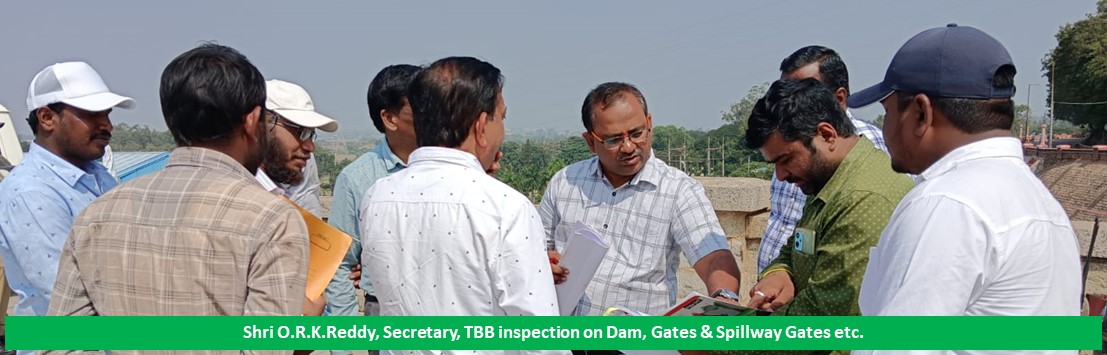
left=314, top=148, right=354, bottom=195
left=102, top=83, right=779, bottom=201
left=109, top=123, right=176, bottom=151
left=494, top=84, right=774, bottom=203
left=496, top=137, right=593, bottom=203
left=1043, top=0, right=1107, bottom=144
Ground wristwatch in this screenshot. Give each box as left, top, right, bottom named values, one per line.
left=710, top=289, right=741, bottom=301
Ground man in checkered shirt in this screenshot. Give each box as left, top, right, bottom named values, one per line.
left=540, top=82, right=742, bottom=316
left=759, top=46, right=901, bottom=273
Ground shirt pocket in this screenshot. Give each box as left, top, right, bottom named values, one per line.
left=613, top=214, right=669, bottom=280
left=790, top=247, right=819, bottom=290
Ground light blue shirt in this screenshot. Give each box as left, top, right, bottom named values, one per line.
left=328, top=139, right=405, bottom=300
left=0, top=143, right=117, bottom=316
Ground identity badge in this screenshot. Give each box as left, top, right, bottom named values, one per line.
left=794, top=228, right=817, bottom=255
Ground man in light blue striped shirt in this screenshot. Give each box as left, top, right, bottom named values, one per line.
left=759, top=46, right=896, bottom=272
left=540, top=82, right=742, bottom=316
left=325, top=64, right=420, bottom=355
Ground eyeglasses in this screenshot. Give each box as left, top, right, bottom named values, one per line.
left=266, top=109, right=316, bottom=142
left=589, top=121, right=652, bottom=150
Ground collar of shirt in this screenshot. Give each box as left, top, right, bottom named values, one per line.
left=812, top=137, right=878, bottom=204
left=587, top=150, right=662, bottom=188
left=846, top=110, right=865, bottom=130
left=374, top=138, right=407, bottom=171
left=254, top=169, right=286, bottom=196
left=919, top=137, right=1022, bottom=183
left=26, top=142, right=111, bottom=189
left=408, top=146, right=484, bottom=171
left=165, top=146, right=258, bottom=184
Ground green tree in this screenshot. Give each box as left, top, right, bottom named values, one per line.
left=108, top=123, right=175, bottom=151
left=557, top=135, right=593, bottom=164
left=720, top=83, right=769, bottom=151
left=872, top=114, right=885, bottom=129
left=717, top=83, right=769, bottom=178
left=314, top=148, right=352, bottom=195
left=721, top=83, right=769, bottom=125
left=497, top=140, right=560, bottom=203
left=1043, top=0, right=1107, bottom=144
left=1012, top=105, right=1032, bottom=137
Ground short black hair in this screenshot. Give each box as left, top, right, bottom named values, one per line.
left=779, top=45, right=850, bottom=95
left=745, top=78, right=856, bottom=150
left=408, top=57, right=503, bottom=148
left=26, top=102, right=65, bottom=135
left=367, top=64, right=422, bottom=133
left=159, top=43, right=266, bottom=146
left=581, top=82, right=649, bottom=132
left=897, top=64, right=1017, bottom=133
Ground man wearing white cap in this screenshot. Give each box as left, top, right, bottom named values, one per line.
left=256, top=79, right=338, bottom=201
left=0, top=61, right=133, bottom=321
left=257, top=79, right=338, bottom=319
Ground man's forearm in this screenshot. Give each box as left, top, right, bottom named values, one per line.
left=693, top=249, right=741, bottom=293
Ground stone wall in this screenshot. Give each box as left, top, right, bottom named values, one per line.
left=676, top=177, right=770, bottom=304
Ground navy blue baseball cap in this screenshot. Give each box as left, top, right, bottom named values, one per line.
left=847, top=24, right=1016, bottom=108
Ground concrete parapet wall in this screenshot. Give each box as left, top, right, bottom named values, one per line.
left=676, top=177, right=770, bottom=303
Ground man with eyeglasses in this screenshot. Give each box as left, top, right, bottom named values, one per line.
left=256, top=80, right=337, bottom=200
left=539, top=82, right=741, bottom=319
left=255, top=79, right=339, bottom=319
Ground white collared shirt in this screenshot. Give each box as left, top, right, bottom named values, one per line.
left=859, top=137, right=1081, bottom=323
left=254, top=169, right=285, bottom=196
left=360, top=147, right=565, bottom=355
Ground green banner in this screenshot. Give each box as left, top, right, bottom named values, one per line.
left=7, top=316, right=1102, bottom=351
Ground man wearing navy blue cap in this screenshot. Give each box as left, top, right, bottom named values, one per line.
left=850, top=24, right=1081, bottom=323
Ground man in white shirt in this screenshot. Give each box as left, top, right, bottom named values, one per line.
left=849, top=23, right=1081, bottom=329
left=360, top=57, right=562, bottom=355
left=254, top=79, right=339, bottom=318
left=283, top=155, right=323, bottom=217
left=255, top=79, right=338, bottom=201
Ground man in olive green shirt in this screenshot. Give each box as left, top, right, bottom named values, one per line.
left=743, top=78, right=913, bottom=318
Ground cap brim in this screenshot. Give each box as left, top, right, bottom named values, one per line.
left=274, top=109, right=339, bottom=132
left=60, top=92, right=136, bottom=112
left=846, top=83, right=893, bottom=109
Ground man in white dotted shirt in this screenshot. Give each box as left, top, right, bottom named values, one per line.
left=360, top=57, right=564, bottom=355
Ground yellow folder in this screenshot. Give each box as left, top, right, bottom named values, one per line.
left=281, top=197, right=353, bottom=301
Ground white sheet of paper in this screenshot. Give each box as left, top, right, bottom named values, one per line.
left=554, top=221, right=610, bottom=316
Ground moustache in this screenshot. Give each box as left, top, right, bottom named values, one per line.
left=617, top=149, right=642, bottom=160
left=92, top=132, right=112, bottom=141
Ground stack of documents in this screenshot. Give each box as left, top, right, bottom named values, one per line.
left=554, top=221, right=610, bottom=316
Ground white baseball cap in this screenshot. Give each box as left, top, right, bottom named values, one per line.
left=265, top=79, right=338, bottom=132
left=26, top=61, right=136, bottom=112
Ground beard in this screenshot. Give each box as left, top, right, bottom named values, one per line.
left=262, top=137, right=304, bottom=185
left=799, top=149, right=837, bottom=196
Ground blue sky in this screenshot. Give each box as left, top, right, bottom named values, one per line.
left=0, top=0, right=1094, bottom=140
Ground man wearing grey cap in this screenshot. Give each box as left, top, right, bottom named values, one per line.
left=0, top=62, right=133, bottom=322
left=849, top=24, right=1081, bottom=323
